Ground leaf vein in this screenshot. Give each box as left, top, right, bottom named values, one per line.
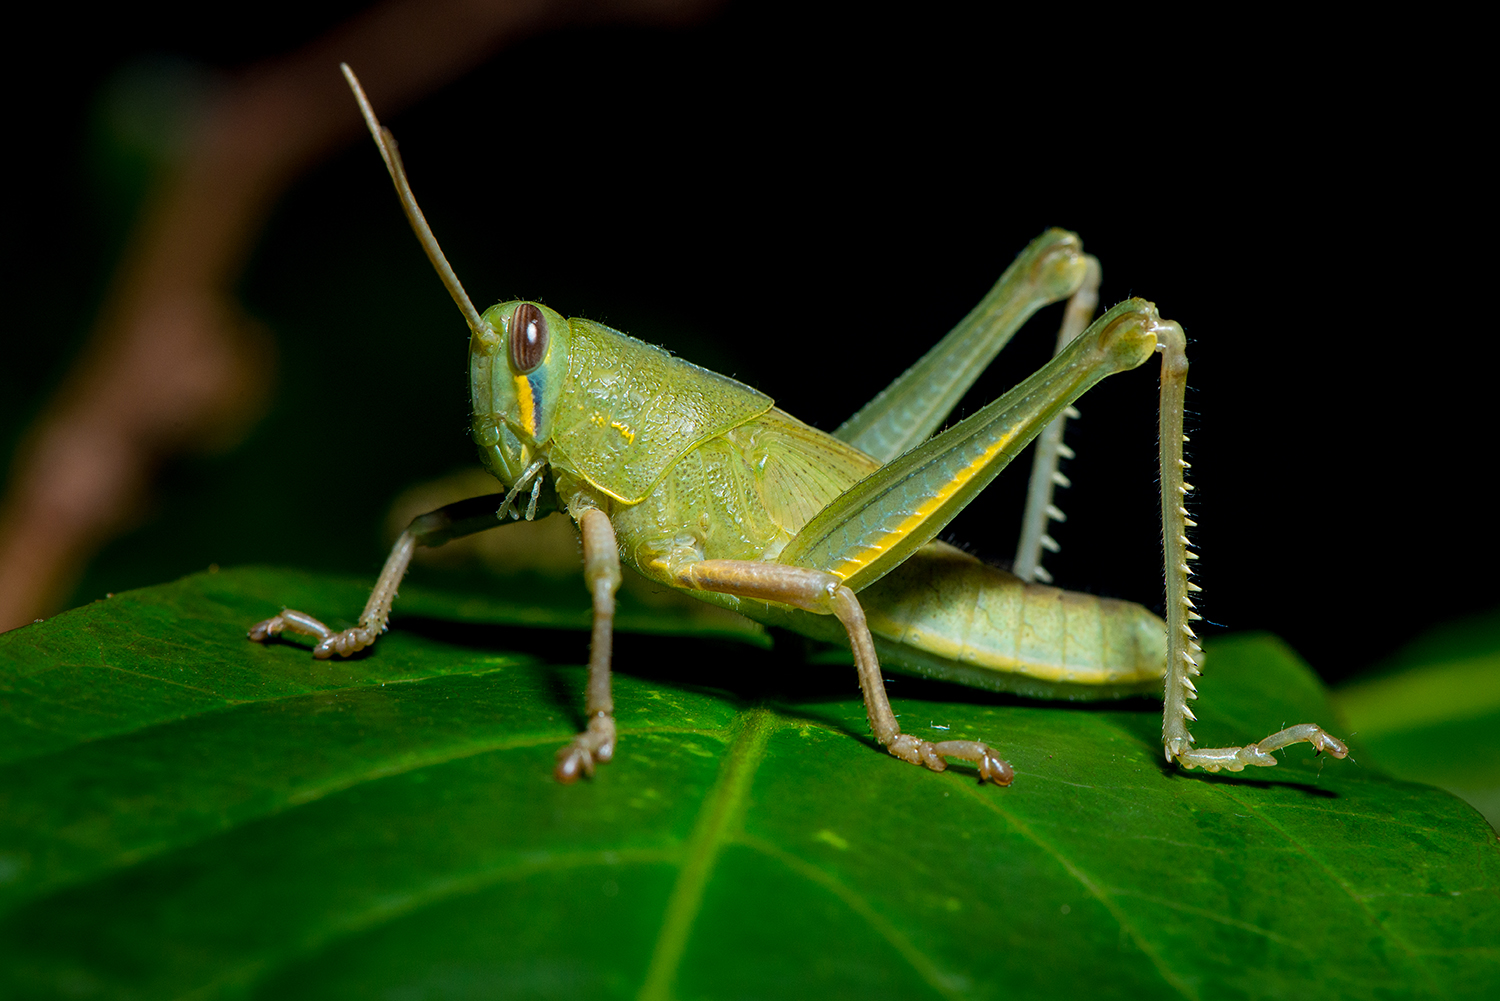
left=1213, top=785, right=1442, bottom=992
left=957, top=783, right=1200, bottom=1001
left=165, top=847, right=678, bottom=1001
left=738, top=833, right=966, bottom=1001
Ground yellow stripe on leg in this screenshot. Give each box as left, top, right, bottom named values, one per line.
left=826, top=429, right=1018, bottom=582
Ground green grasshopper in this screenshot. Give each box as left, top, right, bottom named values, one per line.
left=251, top=65, right=1349, bottom=785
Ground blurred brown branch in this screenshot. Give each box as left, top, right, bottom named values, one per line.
left=0, top=0, right=717, bottom=632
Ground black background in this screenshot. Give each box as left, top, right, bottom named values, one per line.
left=6, top=2, right=1492, bottom=685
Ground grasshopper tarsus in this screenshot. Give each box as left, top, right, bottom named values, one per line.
left=889, top=735, right=1014, bottom=786
left=554, top=713, right=617, bottom=783
left=1173, top=724, right=1351, bottom=773
left=248, top=608, right=377, bottom=659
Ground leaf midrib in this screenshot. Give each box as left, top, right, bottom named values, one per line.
left=639, top=706, right=776, bottom=1001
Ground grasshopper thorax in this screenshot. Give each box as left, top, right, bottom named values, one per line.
left=470, top=300, right=572, bottom=487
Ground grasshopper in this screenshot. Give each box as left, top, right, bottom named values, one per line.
left=251, top=66, right=1349, bottom=785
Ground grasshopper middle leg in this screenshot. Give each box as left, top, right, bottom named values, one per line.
left=674, top=559, right=1013, bottom=784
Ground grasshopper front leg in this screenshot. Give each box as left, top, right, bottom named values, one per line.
left=248, top=493, right=509, bottom=656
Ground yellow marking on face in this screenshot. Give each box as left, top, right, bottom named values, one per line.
left=611, top=421, right=636, bottom=445
left=514, top=376, right=536, bottom=437
left=827, top=429, right=1017, bottom=582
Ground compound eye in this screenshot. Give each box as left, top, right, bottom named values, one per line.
left=509, top=303, right=549, bottom=374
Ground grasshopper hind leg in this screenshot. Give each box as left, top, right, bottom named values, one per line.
left=1153, top=321, right=1348, bottom=773
left=673, top=559, right=1012, bottom=785
left=1013, top=255, right=1100, bottom=583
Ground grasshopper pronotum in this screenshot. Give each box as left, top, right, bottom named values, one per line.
left=250, top=66, right=1348, bottom=786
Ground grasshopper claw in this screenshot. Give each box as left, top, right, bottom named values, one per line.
left=554, top=712, right=616, bottom=783
left=1308, top=729, right=1350, bottom=759
left=247, top=618, right=280, bottom=642
left=975, top=748, right=1015, bottom=786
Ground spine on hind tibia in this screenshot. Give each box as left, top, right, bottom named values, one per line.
left=1154, top=321, right=1203, bottom=761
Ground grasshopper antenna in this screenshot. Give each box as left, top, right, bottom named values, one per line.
left=341, top=63, right=489, bottom=338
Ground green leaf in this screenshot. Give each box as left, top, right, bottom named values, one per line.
left=2, top=568, right=1496, bottom=1000
left=1331, top=610, right=1500, bottom=832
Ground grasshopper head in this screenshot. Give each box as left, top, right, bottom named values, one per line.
left=469, top=300, right=572, bottom=487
